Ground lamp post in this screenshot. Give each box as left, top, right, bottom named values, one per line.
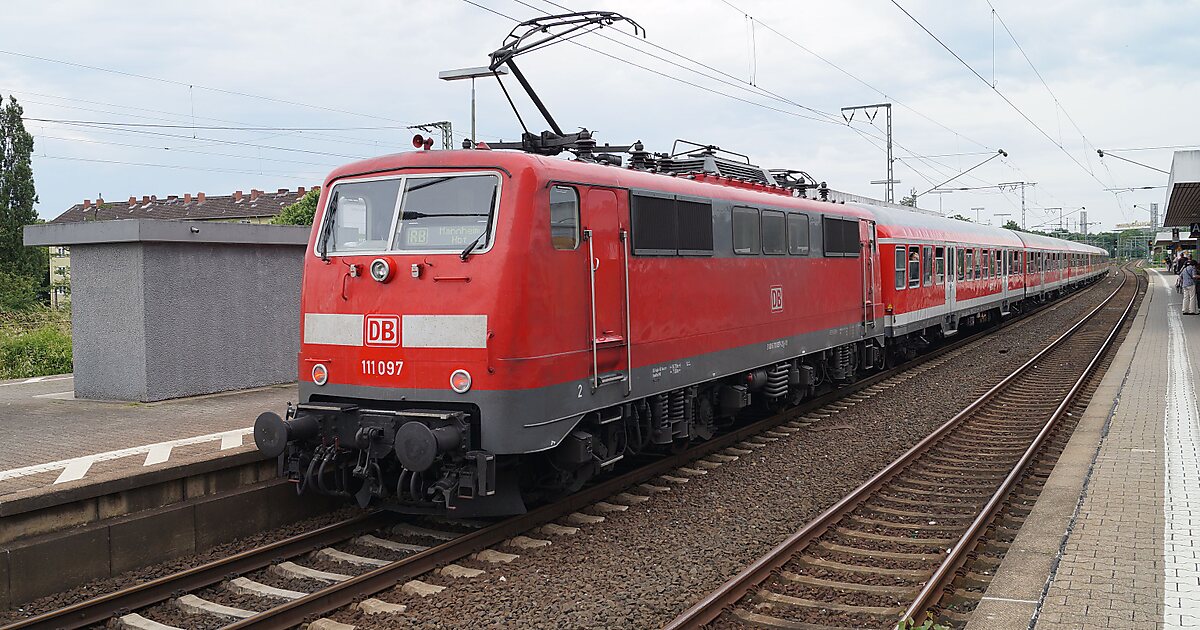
left=439, top=66, right=509, bottom=145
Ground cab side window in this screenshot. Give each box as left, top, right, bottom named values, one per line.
left=762, top=210, right=787, bottom=255
left=549, top=186, right=579, bottom=250
left=733, top=207, right=760, bottom=254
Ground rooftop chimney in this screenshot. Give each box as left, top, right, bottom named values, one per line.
left=128, top=196, right=136, bottom=206
left=277, top=188, right=288, bottom=194
left=184, top=193, right=192, bottom=203
left=142, top=195, right=150, bottom=204
left=297, top=186, right=306, bottom=196
left=82, top=199, right=91, bottom=209
left=250, top=189, right=262, bottom=201
left=167, top=195, right=178, bottom=201
left=234, top=190, right=243, bottom=202
left=197, top=192, right=206, bottom=203
left=96, top=196, right=104, bottom=205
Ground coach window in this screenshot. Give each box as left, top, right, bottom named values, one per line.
left=965, top=249, right=974, bottom=280
left=788, top=213, right=810, bottom=255
left=982, top=250, right=990, bottom=279
left=549, top=186, right=579, bottom=250
left=895, top=246, right=906, bottom=289
left=908, top=245, right=921, bottom=288
left=762, top=210, right=787, bottom=255
left=975, top=248, right=983, bottom=279
left=733, top=207, right=760, bottom=254
left=957, top=247, right=965, bottom=281
left=922, top=245, right=933, bottom=286
left=935, top=246, right=945, bottom=284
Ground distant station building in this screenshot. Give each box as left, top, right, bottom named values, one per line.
left=46, top=187, right=314, bottom=307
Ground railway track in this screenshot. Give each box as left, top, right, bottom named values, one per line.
left=2, top=272, right=1120, bottom=630
left=663, top=265, right=1142, bottom=630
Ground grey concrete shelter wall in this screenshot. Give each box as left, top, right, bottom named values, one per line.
left=25, top=220, right=311, bottom=402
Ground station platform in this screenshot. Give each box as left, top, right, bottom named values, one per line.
left=0, top=378, right=292, bottom=503
left=969, top=268, right=1200, bottom=629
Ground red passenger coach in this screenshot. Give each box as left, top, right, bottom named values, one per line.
left=251, top=144, right=1107, bottom=517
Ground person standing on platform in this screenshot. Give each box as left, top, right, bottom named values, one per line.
left=1181, top=261, right=1198, bottom=315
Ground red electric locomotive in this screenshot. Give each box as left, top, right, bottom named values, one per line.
left=252, top=142, right=1106, bottom=516
left=251, top=10, right=1107, bottom=516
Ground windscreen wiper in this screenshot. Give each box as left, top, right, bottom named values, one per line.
left=460, top=232, right=486, bottom=261
left=460, top=187, right=499, bottom=261
left=318, top=192, right=339, bottom=261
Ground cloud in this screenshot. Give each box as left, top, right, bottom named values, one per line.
left=0, top=0, right=1195, bottom=231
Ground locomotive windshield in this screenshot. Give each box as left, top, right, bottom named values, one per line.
left=393, top=174, right=498, bottom=251
left=320, top=173, right=499, bottom=255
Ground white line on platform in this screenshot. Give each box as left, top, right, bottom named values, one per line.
left=143, top=444, right=173, bottom=466
left=220, top=432, right=244, bottom=450
left=980, top=596, right=1038, bottom=604
left=32, top=391, right=75, bottom=400
left=55, top=458, right=93, bottom=484
left=1164, top=280, right=1200, bottom=630
left=0, top=375, right=72, bottom=388
left=0, top=427, right=253, bottom=484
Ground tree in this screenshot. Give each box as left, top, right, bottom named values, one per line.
left=0, top=269, right=37, bottom=311
left=900, top=187, right=917, bottom=207
left=948, top=214, right=972, bottom=222
left=1002, top=220, right=1022, bottom=231
left=272, top=187, right=321, bottom=226
left=0, top=94, right=44, bottom=310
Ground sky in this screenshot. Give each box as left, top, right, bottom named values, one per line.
left=2, top=0, right=1197, bottom=233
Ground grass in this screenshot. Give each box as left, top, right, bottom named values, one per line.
left=0, top=311, right=73, bottom=379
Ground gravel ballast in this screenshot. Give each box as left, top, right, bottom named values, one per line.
left=323, top=274, right=1124, bottom=630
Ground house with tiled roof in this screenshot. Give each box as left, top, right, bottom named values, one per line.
left=47, top=186, right=316, bottom=306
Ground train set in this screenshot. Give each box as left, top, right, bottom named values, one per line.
left=252, top=11, right=1108, bottom=517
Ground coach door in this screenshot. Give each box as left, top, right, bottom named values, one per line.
left=1001, top=248, right=1011, bottom=314
left=946, top=245, right=957, bottom=313
left=581, top=187, right=630, bottom=394
left=860, top=220, right=878, bottom=329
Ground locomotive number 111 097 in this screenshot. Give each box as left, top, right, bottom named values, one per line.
left=362, top=360, right=404, bottom=376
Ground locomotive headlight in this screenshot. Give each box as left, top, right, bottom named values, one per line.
left=450, top=369, right=472, bottom=394
left=369, top=258, right=392, bottom=283
left=312, top=363, right=329, bottom=386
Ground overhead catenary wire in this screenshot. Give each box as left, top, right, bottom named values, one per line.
left=0, top=48, right=421, bottom=127
left=34, top=132, right=343, bottom=169
left=38, top=119, right=367, bottom=160
left=38, top=153, right=321, bottom=178
left=23, top=118, right=416, bottom=132
left=1, top=87, right=439, bottom=153
left=887, top=0, right=1121, bottom=208
left=491, top=0, right=1017, bottom=198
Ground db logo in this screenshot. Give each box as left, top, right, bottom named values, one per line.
left=770, top=286, right=784, bottom=313
left=365, top=315, right=400, bottom=347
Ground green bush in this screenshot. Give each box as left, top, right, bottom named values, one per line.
left=0, top=325, right=72, bottom=379
left=272, top=187, right=321, bottom=226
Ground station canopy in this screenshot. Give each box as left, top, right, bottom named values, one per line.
left=1163, top=150, right=1200, bottom=228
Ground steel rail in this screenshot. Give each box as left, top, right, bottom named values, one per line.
left=662, top=266, right=1133, bottom=629
left=901, top=266, right=1141, bottom=624
left=3, top=272, right=1111, bottom=630
left=2, top=511, right=391, bottom=630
